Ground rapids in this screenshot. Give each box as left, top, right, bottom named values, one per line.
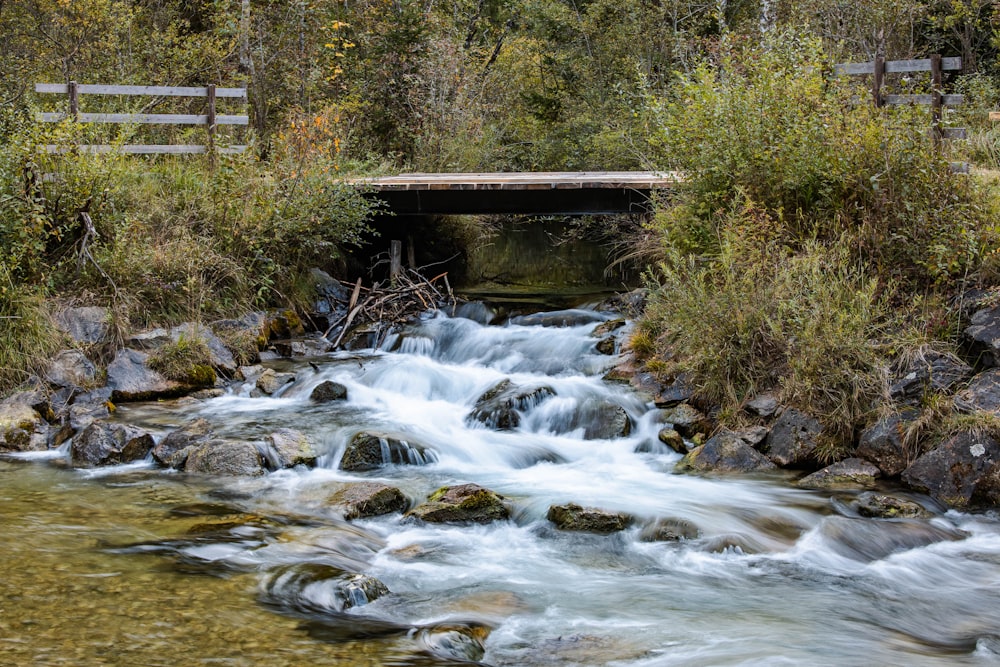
left=3, top=303, right=1000, bottom=666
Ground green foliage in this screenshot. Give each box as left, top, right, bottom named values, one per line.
left=0, top=265, right=63, bottom=392
left=147, top=333, right=216, bottom=386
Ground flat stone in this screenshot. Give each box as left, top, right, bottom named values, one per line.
left=855, top=492, right=930, bottom=518
left=71, top=421, right=154, bottom=467
left=106, top=348, right=188, bottom=402
left=547, top=503, right=632, bottom=534
left=68, top=387, right=113, bottom=431
left=266, top=428, right=317, bottom=468
left=652, top=375, right=694, bottom=409
left=678, top=430, right=777, bottom=473
left=797, top=458, right=881, bottom=489
left=744, top=392, right=780, bottom=418
left=954, top=369, right=1000, bottom=413
left=184, top=440, right=266, bottom=476
left=170, top=323, right=238, bottom=375
left=53, top=306, right=109, bottom=344
left=592, top=318, right=626, bottom=337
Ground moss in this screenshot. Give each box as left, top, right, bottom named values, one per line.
left=185, top=364, right=217, bottom=387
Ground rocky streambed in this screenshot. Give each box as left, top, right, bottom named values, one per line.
left=2, top=289, right=1000, bottom=665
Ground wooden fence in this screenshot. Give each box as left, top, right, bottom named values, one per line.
left=34, top=82, right=248, bottom=156
left=833, top=55, right=965, bottom=145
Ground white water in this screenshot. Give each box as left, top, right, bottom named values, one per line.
left=74, top=308, right=1000, bottom=663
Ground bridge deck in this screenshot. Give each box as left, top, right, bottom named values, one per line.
left=353, top=171, right=678, bottom=215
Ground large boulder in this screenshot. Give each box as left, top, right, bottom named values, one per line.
left=0, top=396, right=48, bottom=453
left=678, top=429, right=777, bottom=473
left=763, top=408, right=823, bottom=468
left=901, top=431, right=1000, bottom=508
left=547, top=503, right=633, bottom=534
left=963, top=304, right=1000, bottom=368
left=466, top=380, right=554, bottom=430
left=339, top=432, right=435, bottom=471
left=855, top=411, right=919, bottom=476
left=797, top=458, right=881, bottom=490
left=549, top=399, right=631, bottom=440
left=71, top=421, right=154, bottom=467
left=954, top=369, right=1000, bottom=413
left=152, top=418, right=214, bottom=468
left=405, top=484, right=509, bottom=524
left=184, top=440, right=266, bottom=476
left=330, top=482, right=408, bottom=520
left=310, top=380, right=348, bottom=403
left=105, top=348, right=190, bottom=402
left=53, top=306, right=109, bottom=344
left=45, top=350, right=96, bottom=389
left=266, top=428, right=318, bottom=468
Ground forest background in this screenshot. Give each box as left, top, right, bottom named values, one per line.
left=1, top=0, right=1000, bottom=449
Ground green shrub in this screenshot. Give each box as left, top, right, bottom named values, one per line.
left=0, top=266, right=63, bottom=393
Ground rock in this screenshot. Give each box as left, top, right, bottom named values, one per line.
left=190, top=388, right=225, bottom=400
left=266, top=428, right=317, bottom=468
left=819, top=516, right=966, bottom=562
left=53, top=306, right=109, bottom=344
left=406, top=484, right=509, bottom=524
left=546, top=503, right=632, bottom=534
left=592, top=318, right=626, bottom=338
left=212, top=312, right=267, bottom=343
left=678, top=429, right=777, bottom=473
left=855, top=411, right=919, bottom=476
left=466, top=380, right=555, bottom=430
left=763, top=408, right=822, bottom=468
left=661, top=403, right=710, bottom=439
left=266, top=310, right=306, bottom=340
left=169, top=323, right=238, bottom=375
left=255, top=368, right=296, bottom=395
left=964, top=304, right=1000, bottom=368
left=596, top=289, right=648, bottom=317
left=744, top=392, right=780, bottom=419
left=901, top=431, right=1000, bottom=508
left=639, top=517, right=699, bottom=542
left=854, top=492, right=930, bottom=518
left=45, top=350, right=97, bottom=389
left=652, top=374, right=694, bottom=409
left=68, top=387, right=113, bottom=431
left=273, top=337, right=333, bottom=358
left=797, top=458, right=881, bottom=489
left=736, top=426, right=769, bottom=447
left=0, top=398, right=47, bottom=453
left=127, top=328, right=171, bottom=350
left=595, top=336, right=617, bottom=355
left=339, top=432, right=435, bottom=471
left=184, top=440, right=266, bottom=476
left=657, top=427, right=687, bottom=454
left=310, top=380, right=348, bottom=403
left=152, top=418, right=214, bottom=468
left=556, top=399, right=630, bottom=440
left=262, top=563, right=389, bottom=615
left=106, top=348, right=190, bottom=402
left=510, top=309, right=606, bottom=328
left=330, top=482, right=408, bottom=520
left=71, top=422, right=154, bottom=467
left=954, top=369, right=1000, bottom=413
left=890, top=349, right=973, bottom=405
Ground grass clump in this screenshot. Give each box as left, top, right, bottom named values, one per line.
left=0, top=267, right=63, bottom=393
left=147, top=334, right=216, bottom=387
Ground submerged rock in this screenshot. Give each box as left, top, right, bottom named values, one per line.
left=184, top=439, right=266, bottom=476
left=854, top=492, right=931, bottom=519
left=855, top=411, right=919, bottom=477
left=330, top=482, right=408, bottom=520
left=510, top=310, right=606, bottom=328
left=819, top=516, right=966, bottom=562
left=266, top=428, right=318, bottom=468
left=71, top=421, right=154, bottom=467
left=547, top=503, right=632, bottom=534
left=677, top=430, right=777, bottom=473
left=310, top=380, right=348, bottom=403
left=262, top=563, right=390, bottom=615
left=639, top=517, right=699, bottom=542
left=797, top=458, right=881, bottom=490
left=901, top=431, right=1000, bottom=508
left=575, top=400, right=631, bottom=440
left=406, top=484, right=509, bottom=524
left=466, top=379, right=555, bottom=430
left=763, top=408, right=823, bottom=468
left=339, top=432, right=436, bottom=471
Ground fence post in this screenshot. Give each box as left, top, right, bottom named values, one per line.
left=872, top=55, right=885, bottom=108
left=930, top=54, right=943, bottom=151
left=68, top=81, right=79, bottom=120
left=206, top=84, right=217, bottom=166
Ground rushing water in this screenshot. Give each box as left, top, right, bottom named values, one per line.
left=4, top=303, right=1000, bottom=666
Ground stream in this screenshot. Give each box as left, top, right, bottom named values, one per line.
left=3, top=301, right=1000, bottom=666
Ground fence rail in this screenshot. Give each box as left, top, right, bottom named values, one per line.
left=34, top=81, right=248, bottom=156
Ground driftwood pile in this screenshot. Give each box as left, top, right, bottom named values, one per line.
left=322, top=269, right=456, bottom=349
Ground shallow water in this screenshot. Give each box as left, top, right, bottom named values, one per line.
left=4, top=305, right=1000, bottom=666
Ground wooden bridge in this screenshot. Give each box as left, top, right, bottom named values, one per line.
left=354, top=171, right=679, bottom=216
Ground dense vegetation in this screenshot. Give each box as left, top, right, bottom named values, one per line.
left=1, top=0, right=999, bottom=449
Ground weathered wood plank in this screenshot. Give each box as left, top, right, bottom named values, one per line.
left=43, top=144, right=248, bottom=154
left=940, top=128, right=967, bottom=140
left=35, top=83, right=246, bottom=98
left=884, top=94, right=963, bottom=106
left=353, top=171, right=679, bottom=192
left=37, top=112, right=249, bottom=125
left=834, top=57, right=962, bottom=75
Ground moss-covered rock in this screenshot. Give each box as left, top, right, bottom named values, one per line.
left=406, top=484, right=509, bottom=524
left=547, top=503, right=633, bottom=534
